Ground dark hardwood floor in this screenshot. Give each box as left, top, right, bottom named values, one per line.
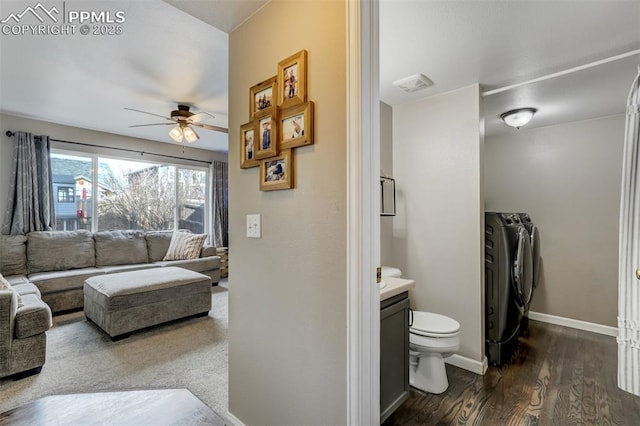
left=385, top=320, right=640, bottom=425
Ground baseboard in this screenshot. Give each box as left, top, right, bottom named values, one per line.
left=529, top=311, right=618, bottom=337
left=445, top=354, right=488, bottom=375
left=225, top=411, right=246, bottom=426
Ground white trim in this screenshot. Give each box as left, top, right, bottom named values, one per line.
left=225, top=411, right=246, bottom=426
left=347, top=0, right=380, bottom=424
left=445, top=354, right=488, bottom=375
left=529, top=311, right=618, bottom=337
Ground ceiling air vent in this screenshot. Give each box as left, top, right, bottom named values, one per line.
left=392, top=74, right=434, bottom=93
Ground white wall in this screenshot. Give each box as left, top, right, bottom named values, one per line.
left=0, top=113, right=226, bottom=223
left=380, top=101, right=394, bottom=266
left=392, top=84, right=485, bottom=365
left=228, top=1, right=347, bottom=424
left=485, top=115, right=625, bottom=327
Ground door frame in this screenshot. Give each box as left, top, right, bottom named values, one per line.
left=346, top=0, right=380, bottom=424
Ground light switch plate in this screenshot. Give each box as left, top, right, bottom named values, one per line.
left=246, top=214, right=261, bottom=238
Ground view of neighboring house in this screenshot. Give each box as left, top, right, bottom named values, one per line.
left=50, top=154, right=209, bottom=233
left=51, top=157, right=115, bottom=231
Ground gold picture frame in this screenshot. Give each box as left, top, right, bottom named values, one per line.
left=240, top=121, right=260, bottom=169
left=279, top=101, right=314, bottom=150
left=260, top=150, right=293, bottom=191
left=250, top=76, right=277, bottom=119
left=277, top=50, right=307, bottom=109
left=254, top=113, right=278, bottom=160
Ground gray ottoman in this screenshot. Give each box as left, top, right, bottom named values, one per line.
left=84, top=267, right=212, bottom=340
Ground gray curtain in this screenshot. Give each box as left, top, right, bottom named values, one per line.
left=210, top=160, right=228, bottom=247
left=2, top=132, right=55, bottom=235
left=618, top=66, right=640, bottom=396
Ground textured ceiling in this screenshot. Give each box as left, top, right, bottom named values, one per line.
left=380, top=0, right=640, bottom=137
left=1, top=1, right=639, bottom=152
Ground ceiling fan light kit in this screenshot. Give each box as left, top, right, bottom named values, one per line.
left=169, top=126, right=184, bottom=143
left=182, top=126, right=199, bottom=143
left=500, top=107, right=537, bottom=129
left=126, top=104, right=228, bottom=144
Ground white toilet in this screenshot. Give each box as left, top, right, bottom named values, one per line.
left=380, top=267, right=461, bottom=394
left=409, top=310, right=460, bottom=394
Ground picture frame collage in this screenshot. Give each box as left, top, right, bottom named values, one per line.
left=240, top=50, right=315, bottom=191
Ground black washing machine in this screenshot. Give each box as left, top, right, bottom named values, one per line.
left=515, top=213, right=540, bottom=334
left=484, top=212, right=533, bottom=366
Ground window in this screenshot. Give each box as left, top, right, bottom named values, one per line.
left=178, top=168, right=206, bottom=234
left=57, top=186, right=75, bottom=203
left=50, top=151, right=209, bottom=233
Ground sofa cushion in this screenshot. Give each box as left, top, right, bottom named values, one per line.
left=0, top=235, right=28, bottom=276
left=11, top=283, right=41, bottom=298
left=27, top=230, right=95, bottom=273
left=94, top=230, right=149, bottom=267
left=3, top=275, right=30, bottom=286
left=201, top=245, right=217, bottom=258
left=14, top=294, right=52, bottom=339
left=163, top=232, right=207, bottom=261
left=28, top=267, right=105, bottom=294
left=0, top=273, right=23, bottom=307
left=145, top=231, right=174, bottom=262
left=98, top=263, right=157, bottom=274
left=155, top=256, right=220, bottom=273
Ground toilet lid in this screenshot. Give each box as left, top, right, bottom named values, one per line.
left=381, top=266, right=402, bottom=278
left=410, top=311, right=460, bottom=336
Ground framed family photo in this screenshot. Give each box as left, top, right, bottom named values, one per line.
left=254, top=114, right=278, bottom=160
left=277, top=50, right=307, bottom=109
left=250, top=76, right=277, bottom=119
left=260, top=150, right=293, bottom=191
left=240, top=121, right=260, bottom=169
left=279, top=101, right=314, bottom=150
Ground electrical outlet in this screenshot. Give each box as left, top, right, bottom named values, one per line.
left=246, top=214, right=261, bottom=238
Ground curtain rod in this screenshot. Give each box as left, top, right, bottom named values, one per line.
left=5, top=131, right=213, bottom=165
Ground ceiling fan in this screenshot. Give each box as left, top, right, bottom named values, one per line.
left=125, top=104, right=229, bottom=144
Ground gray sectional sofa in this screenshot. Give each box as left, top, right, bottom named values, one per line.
left=0, top=277, right=52, bottom=379
left=0, top=230, right=221, bottom=314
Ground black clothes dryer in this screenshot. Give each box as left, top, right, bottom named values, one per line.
left=516, top=213, right=540, bottom=333
left=484, top=212, right=534, bottom=366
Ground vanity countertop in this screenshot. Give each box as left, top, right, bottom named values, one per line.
left=380, top=277, right=415, bottom=301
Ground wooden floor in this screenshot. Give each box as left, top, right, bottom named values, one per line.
left=0, top=389, right=226, bottom=425
left=385, top=320, right=640, bottom=425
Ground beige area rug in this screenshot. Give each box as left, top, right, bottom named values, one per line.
left=0, top=280, right=228, bottom=417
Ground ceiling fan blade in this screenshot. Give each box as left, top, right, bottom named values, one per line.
left=189, top=111, right=216, bottom=122
left=191, top=122, right=229, bottom=134
left=129, top=123, right=177, bottom=128
left=124, top=107, right=174, bottom=121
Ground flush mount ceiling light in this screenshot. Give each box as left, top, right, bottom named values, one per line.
left=500, top=108, right=538, bottom=129
left=393, top=73, right=434, bottom=93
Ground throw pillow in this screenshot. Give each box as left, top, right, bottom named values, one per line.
left=0, top=273, right=10, bottom=290
left=163, top=232, right=207, bottom=261
left=0, top=273, right=24, bottom=308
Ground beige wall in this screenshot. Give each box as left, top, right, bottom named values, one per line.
left=0, top=113, right=226, bottom=221
left=380, top=101, right=394, bottom=266
left=392, top=85, right=485, bottom=365
left=484, top=115, right=625, bottom=327
left=228, top=1, right=347, bottom=424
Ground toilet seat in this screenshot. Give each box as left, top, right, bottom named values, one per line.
left=410, top=311, right=460, bottom=338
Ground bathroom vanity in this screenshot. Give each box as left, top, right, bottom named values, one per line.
left=380, top=277, right=415, bottom=423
